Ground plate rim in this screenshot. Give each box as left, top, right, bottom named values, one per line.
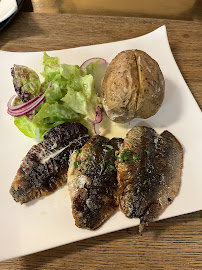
left=0, top=1, right=18, bottom=23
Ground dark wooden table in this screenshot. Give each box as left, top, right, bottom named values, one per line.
left=22, top=0, right=202, bottom=21
left=0, top=13, right=202, bottom=270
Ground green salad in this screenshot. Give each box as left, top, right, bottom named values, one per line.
left=8, top=52, right=106, bottom=139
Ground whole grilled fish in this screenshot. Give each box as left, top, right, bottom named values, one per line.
left=116, top=126, right=183, bottom=231
left=68, top=135, right=123, bottom=230
left=10, top=122, right=90, bottom=204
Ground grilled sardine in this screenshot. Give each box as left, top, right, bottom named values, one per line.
left=68, top=135, right=123, bottom=230
left=10, top=122, right=90, bottom=204
left=116, top=126, right=183, bottom=231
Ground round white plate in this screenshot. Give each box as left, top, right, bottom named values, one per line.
left=0, top=0, right=18, bottom=23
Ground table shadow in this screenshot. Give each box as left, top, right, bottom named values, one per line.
left=0, top=12, right=44, bottom=51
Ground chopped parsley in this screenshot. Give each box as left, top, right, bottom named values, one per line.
left=120, top=150, right=131, bottom=163
left=74, top=160, right=81, bottom=168
left=119, top=149, right=140, bottom=164
left=103, top=144, right=114, bottom=152
left=90, top=147, right=95, bottom=153
left=62, top=156, right=68, bottom=160
left=133, top=153, right=139, bottom=161
left=109, top=164, right=116, bottom=172
left=143, top=180, right=147, bottom=185
left=144, top=149, right=150, bottom=154
left=74, top=149, right=81, bottom=154
left=100, top=163, right=104, bottom=171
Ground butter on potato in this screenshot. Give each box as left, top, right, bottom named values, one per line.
left=100, top=50, right=165, bottom=123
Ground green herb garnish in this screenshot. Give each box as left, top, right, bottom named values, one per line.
left=120, top=149, right=131, bottom=163
left=143, top=180, right=147, bottom=185
left=109, top=164, right=116, bottom=172
left=103, top=144, right=114, bottom=152
left=74, top=149, right=81, bottom=154
left=144, top=149, right=150, bottom=154
left=62, top=156, right=68, bottom=160
left=100, top=163, right=104, bottom=171
left=74, top=160, right=81, bottom=168
left=133, top=153, right=139, bottom=161
left=90, top=147, right=95, bottom=153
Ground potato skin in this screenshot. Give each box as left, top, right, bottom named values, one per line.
left=101, top=50, right=165, bottom=123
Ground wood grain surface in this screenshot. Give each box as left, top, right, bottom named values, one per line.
left=22, top=0, right=202, bottom=21
left=0, top=13, right=202, bottom=270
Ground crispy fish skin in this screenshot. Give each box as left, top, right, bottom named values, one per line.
left=10, top=122, right=90, bottom=204
left=68, top=135, right=123, bottom=230
left=116, top=126, right=183, bottom=230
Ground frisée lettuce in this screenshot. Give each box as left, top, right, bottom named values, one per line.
left=13, top=52, right=100, bottom=139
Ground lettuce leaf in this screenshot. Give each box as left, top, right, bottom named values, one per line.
left=12, top=65, right=41, bottom=102
left=33, top=102, right=81, bottom=125
left=14, top=115, right=36, bottom=138
left=12, top=52, right=101, bottom=139
left=83, top=60, right=107, bottom=94
left=32, top=102, right=82, bottom=139
left=41, top=52, right=60, bottom=77
left=42, top=53, right=99, bottom=121
left=44, top=74, right=67, bottom=103
left=61, top=74, right=98, bottom=118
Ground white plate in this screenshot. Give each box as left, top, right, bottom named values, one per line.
left=0, top=0, right=17, bottom=23
left=0, top=26, right=202, bottom=262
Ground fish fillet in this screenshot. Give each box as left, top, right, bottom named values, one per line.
left=68, top=135, right=123, bottom=230
left=10, top=122, right=90, bottom=204
left=116, top=126, right=183, bottom=231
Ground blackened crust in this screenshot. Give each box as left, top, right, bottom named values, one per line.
left=10, top=122, right=90, bottom=204
left=68, top=136, right=123, bottom=230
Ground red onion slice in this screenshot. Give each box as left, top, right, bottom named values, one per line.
left=95, top=106, right=102, bottom=123
left=87, top=106, right=102, bottom=124
left=7, top=93, right=43, bottom=111
left=7, top=94, right=45, bottom=117
left=87, top=106, right=102, bottom=135
left=94, top=123, right=100, bottom=135
left=80, top=57, right=108, bottom=69
left=87, top=118, right=96, bottom=124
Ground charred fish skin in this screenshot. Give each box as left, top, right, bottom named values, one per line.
left=42, top=122, right=89, bottom=151
left=68, top=136, right=123, bottom=230
left=10, top=122, right=91, bottom=204
left=116, top=126, right=183, bottom=229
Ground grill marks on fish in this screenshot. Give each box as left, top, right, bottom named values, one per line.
left=10, top=122, right=90, bottom=204
left=116, top=126, right=183, bottom=231
left=68, top=135, right=123, bottom=230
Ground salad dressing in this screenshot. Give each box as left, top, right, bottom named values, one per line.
left=99, top=112, right=129, bottom=139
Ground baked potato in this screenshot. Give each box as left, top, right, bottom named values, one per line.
left=100, top=50, right=165, bottom=123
